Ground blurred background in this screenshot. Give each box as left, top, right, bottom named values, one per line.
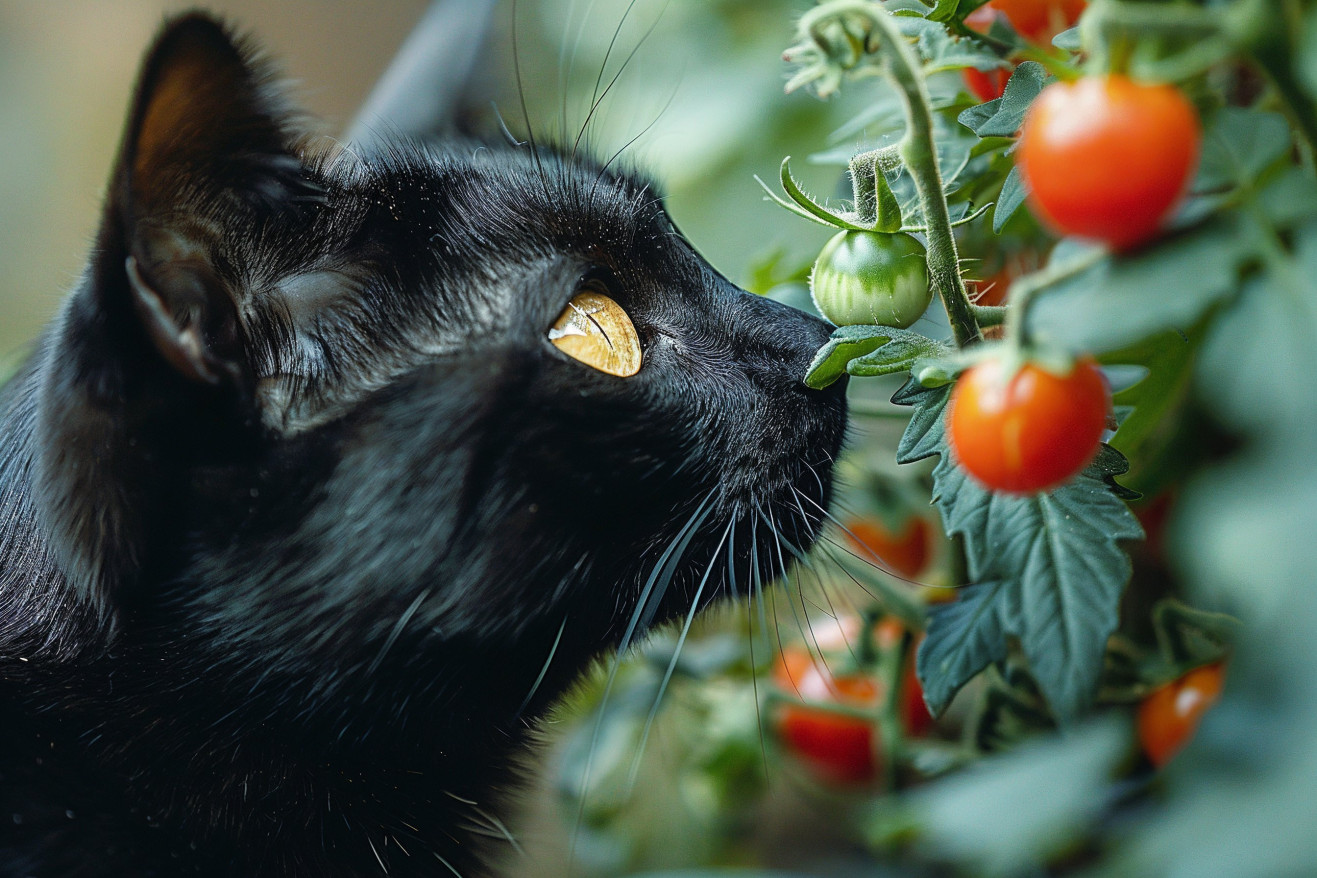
left=0, top=0, right=860, bottom=372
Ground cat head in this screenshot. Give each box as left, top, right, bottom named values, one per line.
left=22, top=13, right=846, bottom=734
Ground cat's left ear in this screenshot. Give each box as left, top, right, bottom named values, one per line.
left=102, top=12, right=311, bottom=388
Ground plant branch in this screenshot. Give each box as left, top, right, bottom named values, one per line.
left=803, top=0, right=983, bottom=348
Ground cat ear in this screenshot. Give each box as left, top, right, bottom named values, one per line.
left=345, top=0, right=499, bottom=146
left=104, top=12, right=309, bottom=388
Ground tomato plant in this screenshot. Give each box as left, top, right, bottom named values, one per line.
left=947, top=356, right=1109, bottom=493
left=1018, top=75, right=1201, bottom=250
left=845, top=515, right=930, bottom=578
left=1138, top=663, right=1226, bottom=767
left=772, top=646, right=883, bottom=784
left=563, top=0, right=1317, bottom=871
left=810, top=231, right=931, bottom=327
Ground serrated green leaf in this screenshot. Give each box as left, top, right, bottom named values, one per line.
left=958, top=62, right=1047, bottom=137
left=847, top=330, right=950, bottom=377
left=894, top=381, right=952, bottom=462
left=918, top=581, right=1011, bottom=714
left=1026, top=214, right=1252, bottom=354
left=805, top=326, right=949, bottom=388
left=958, top=100, right=998, bottom=136
left=1152, top=599, right=1237, bottom=667
left=993, top=164, right=1027, bottom=232
left=911, top=20, right=1004, bottom=74
left=897, top=384, right=1142, bottom=722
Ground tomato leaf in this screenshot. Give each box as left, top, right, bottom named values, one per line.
left=1103, top=327, right=1207, bottom=495
left=805, top=327, right=950, bottom=389
left=902, top=717, right=1128, bottom=875
left=957, top=61, right=1046, bottom=137
left=993, top=164, right=1027, bottom=232
left=899, top=384, right=1143, bottom=722
left=1152, top=599, right=1238, bottom=668
left=805, top=326, right=890, bottom=389
left=1194, top=108, right=1293, bottom=191
left=918, top=580, right=1011, bottom=714
left=1025, top=215, right=1248, bottom=354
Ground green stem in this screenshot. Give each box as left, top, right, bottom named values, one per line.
left=807, top=1, right=982, bottom=348
left=970, top=304, right=1008, bottom=327
left=1003, top=245, right=1109, bottom=346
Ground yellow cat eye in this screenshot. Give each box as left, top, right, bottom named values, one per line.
left=547, top=290, right=642, bottom=377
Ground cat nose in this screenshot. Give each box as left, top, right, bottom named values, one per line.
left=724, top=285, right=845, bottom=394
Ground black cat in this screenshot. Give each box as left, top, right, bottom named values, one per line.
left=0, top=10, right=846, bottom=877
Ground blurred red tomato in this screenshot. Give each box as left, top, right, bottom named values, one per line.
left=1138, top=662, right=1226, bottom=767
left=846, top=516, right=931, bottom=578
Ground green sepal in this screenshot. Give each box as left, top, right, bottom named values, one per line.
left=804, top=326, right=950, bottom=389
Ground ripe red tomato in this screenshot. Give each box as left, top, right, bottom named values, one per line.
left=772, top=647, right=882, bottom=784
left=972, top=0, right=1087, bottom=43
left=1018, top=75, right=1201, bottom=250
left=845, top=516, right=931, bottom=578
left=948, top=356, right=1109, bottom=493
left=963, top=66, right=1012, bottom=102
left=1138, top=662, right=1226, bottom=767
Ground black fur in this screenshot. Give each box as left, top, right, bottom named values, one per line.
left=0, top=13, right=846, bottom=877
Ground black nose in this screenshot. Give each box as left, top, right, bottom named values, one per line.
left=724, top=283, right=845, bottom=395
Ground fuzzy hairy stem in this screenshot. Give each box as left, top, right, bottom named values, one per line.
left=804, top=0, right=982, bottom=348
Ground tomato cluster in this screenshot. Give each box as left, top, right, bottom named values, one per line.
left=770, top=617, right=935, bottom=785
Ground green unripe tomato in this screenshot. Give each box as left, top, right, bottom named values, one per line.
left=809, top=231, right=931, bottom=328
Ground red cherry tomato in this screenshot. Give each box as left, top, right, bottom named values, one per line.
left=1018, top=75, right=1201, bottom=250
left=1138, top=662, right=1226, bottom=767
left=845, top=516, right=931, bottom=578
left=974, top=0, right=1087, bottom=43
left=772, top=647, right=882, bottom=784
left=963, top=66, right=1012, bottom=102
left=948, top=356, right=1109, bottom=493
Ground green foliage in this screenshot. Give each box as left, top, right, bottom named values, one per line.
left=805, top=325, right=951, bottom=388
left=897, top=383, right=1143, bottom=722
